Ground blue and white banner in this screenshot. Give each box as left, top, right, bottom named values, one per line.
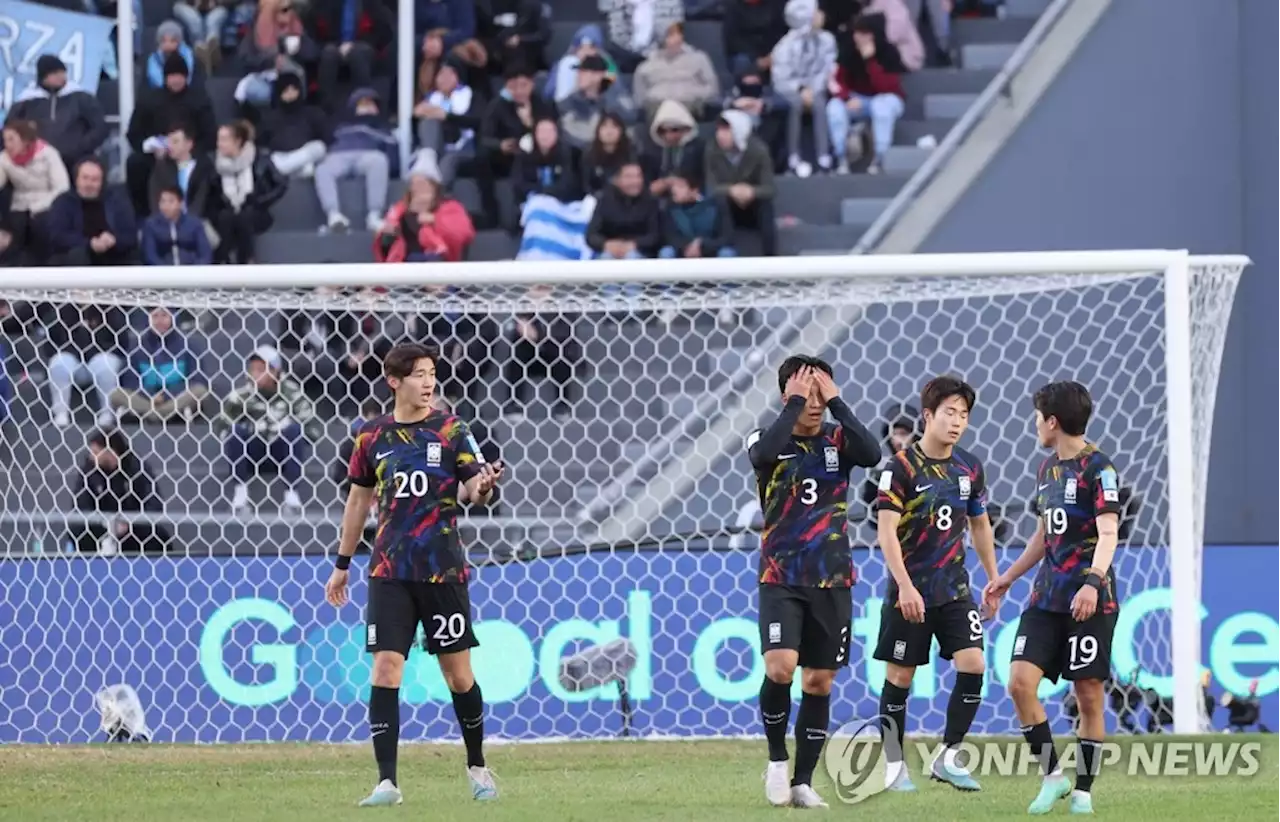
left=0, top=1, right=115, bottom=119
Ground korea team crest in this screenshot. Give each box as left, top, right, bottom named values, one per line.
left=824, top=446, right=839, bottom=472
left=1065, top=478, right=1078, bottom=504
left=427, top=442, right=442, bottom=467
left=958, top=476, right=971, bottom=500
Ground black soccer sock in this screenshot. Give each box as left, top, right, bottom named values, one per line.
left=943, top=672, right=984, bottom=748
left=878, top=681, right=910, bottom=764
left=792, top=691, right=830, bottom=787
left=451, top=683, right=486, bottom=768
left=1021, top=720, right=1061, bottom=777
left=759, top=676, right=792, bottom=762
left=1075, top=737, right=1103, bottom=793
left=369, top=685, right=400, bottom=785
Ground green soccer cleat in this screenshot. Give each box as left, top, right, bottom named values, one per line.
left=1027, top=775, right=1071, bottom=815
left=1069, top=790, right=1095, bottom=814
left=357, top=779, right=403, bottom=807
left=469, top=766, right=498, bottom=801
left=930, top=754, right=981, bottom=792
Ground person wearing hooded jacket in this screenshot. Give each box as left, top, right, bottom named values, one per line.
left=7, top=55, right=109, bottom=170
left=771, top=0, right=838, bottom=176
left=543, top=24, right=618, bottom=103
left=257, top=71, right=331, bottom=177
left=704, top=109, right=776, bottom=255
left=313, top=87, right=398, bottom=232
left=641, top=99, right=702, bottom=200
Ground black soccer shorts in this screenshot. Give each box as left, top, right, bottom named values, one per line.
left=365, top=578, right=479, bottom=657
left=1010, top=606, right=1117, bottom=683
left=758, top=584, right=853, bottom=670
left=873, top=598, right=986, bottom=667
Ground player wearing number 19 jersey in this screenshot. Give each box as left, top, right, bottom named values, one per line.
left=987, top=381, right=1123, bottom=816
left=747, top=355, right=880, bottom=809
left=874, top=376, right=999, bottom=794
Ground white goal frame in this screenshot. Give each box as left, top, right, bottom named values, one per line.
left=0, top=249, right=1249, bottom=737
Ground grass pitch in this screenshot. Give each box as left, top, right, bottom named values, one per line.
left=0, top=735, right=1275, bottom=822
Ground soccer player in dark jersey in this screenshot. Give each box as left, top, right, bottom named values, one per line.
left=747, top=355, right=880, bottom=808
left=984, top=381, right=1122, bottom=816
left=324, top=343, right=505, bottom=808
left=873, top=375, right=998, bottom=794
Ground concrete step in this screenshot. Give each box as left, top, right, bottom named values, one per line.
left=840, top=197, right=893, bottom=226
left=952, top=16, right=1037, bottom=45
left=925, top=93, right=981, bottom=120
left=881, top=146, right=931, bottom=175
left=1005, top=0, right=1052, bottom=18
left=962, top=42, right=1019, bottom=71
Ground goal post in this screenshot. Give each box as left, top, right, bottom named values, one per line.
left=0, top=250, right=1249, bottom=743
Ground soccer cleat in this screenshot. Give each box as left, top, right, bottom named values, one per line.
left=468, top=765, right=498, bottom=801
left=1027, top=775, right=1071, bottom=815
left=790, top=784, right=828, bottom=809
left=1069, top=790, right=1094, bottom=814
left=357, top=779, right=403, bottom=807
left=930, top=750, right=981, bottom=792
left=230, top=483, right=250, bottom=512
left=763, top=761, right=792, bottom=806
left=885, top=761, right=917, bottom=792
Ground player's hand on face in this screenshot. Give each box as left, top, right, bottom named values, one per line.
left=1070, top=585, right=1097, bottom=622
left=325, top=568, right=350, bottom=607
left=899, top=584, right=925, bottom=623
left=812, top=369, right=838, bottom=404
left=784, top=366, right=815, bottom=400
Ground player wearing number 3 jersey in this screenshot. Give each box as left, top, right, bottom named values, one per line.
left=746, top=355, right=880, bottom=809
left=324, top=343, right=505, bottom=808
left=984, top=381, right=1123, bottom=816
left=874, top=376, right=999, bottom=795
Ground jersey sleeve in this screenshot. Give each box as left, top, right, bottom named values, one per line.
left=874, top=456, right=911, bottom=514
left=347, top=428, right=376, bottom=488
left=454, top=420, right=485, bottom=483
left=1089, top=456, right=1124, bottom=517
left=967, top=460, right=989, bottom=518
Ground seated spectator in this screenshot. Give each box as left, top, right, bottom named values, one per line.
left=502, top=284, right=581, bottom=417
left=0, top=120, right=70, bottom=265
left=213, top=346, right=322, bottom=514
left=903, top=0, right=949, bottom=65
left=414, top=59, right=477, bottom=188
left=43, top=300, right=127, bottom=428
left=558, top=54, right=638, bottom=150
left=315, top=88, right=397, bottom=233
left=544, top=24, right=618, bottom=104
left=258, top=72, right=330, bottom=178
left=46, top=159, right=139, bottom=268
left=72, top=428, right=171, bottom=555
left=374, top=172, right=476, bottom=263
left=311, top=0, right=391, bottom=108
left=722, top=65, right=788, bottom=172
left=514, top=118, right=582, bottom=205
left=513, top=119, right=593, bottom=261
left=147, top=123, right=221, bottom=227
left=214, top=120, right=288, bottom=264
left=7, top=56, right=109, bottom=170
left=704, top=110, right=777, bottom=255
left=110, top=306, right=209, bottom=423
left=660, top=171, right=735, bottom=259
left=859, top=0, right=925, bottom=71
left=772, top=0, right=838, bottom=176
left=828, top=15, right=907, bottom=173
left=141, top=186, right=214, bottom=266
left=642, top=100, right=703, bottom=200
left=724, top=0, right=789, bottom=78
left=633, top=23, right=720, bottom=119
left=172, top=0, right=231, bottom=72
left=236, top=0, right=320, bottom=109
left=599, top=0, right=684, bottom=73
left=475, top=0, right=550, bottom=76
left=126, top=53, right=216, bottom=216
left=415, top=0, right=488, bottom=97
left=477, top=62, right=556, bottom=228
left=586, top=160, right=660, bottom=259
left=146, top=21, right=197, bottom=90
left=580, top=112, right=637, bottom=198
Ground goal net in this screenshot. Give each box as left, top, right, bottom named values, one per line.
left=0, top=252, right=1247, bottom=744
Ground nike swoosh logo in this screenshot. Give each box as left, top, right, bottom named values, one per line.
left=438, top=638, right=459, bottom=647
left=915, top=484, right=931, bottom=492
left=375, top=451, right=393, bottom=461
left=1068, top=661, right=1091, bottom=671
left=962, top=696, right=982, bottom=704
left=1038, top=484, right=1050, bottom=491
left=778, top=454, right=797, bottom=460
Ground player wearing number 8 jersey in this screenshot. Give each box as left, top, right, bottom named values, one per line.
left=747, top=355, right=880, bottom=809
left=984, top=381, right=1123, bottom=816
left=324, top=343, right=505, bottom=808
left=874, top=376, right=999, bottom=794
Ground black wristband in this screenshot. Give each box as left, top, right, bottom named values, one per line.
left=335, top=554, right=352, bottom=570
left=1083, top=573, right=1103, bottom=591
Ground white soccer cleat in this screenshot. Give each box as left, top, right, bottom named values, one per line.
left=790, top=784, right=829, bottom=809
left=764, top=761, right=791, bottom=806
left=357, top=778, right=403, bottom=807
left=468, top=765, right=498, bottom=800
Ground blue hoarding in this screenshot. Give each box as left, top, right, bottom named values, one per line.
left=0, top=1, right=114, bottom=120
left=0, top=546, right=1274, bottom=743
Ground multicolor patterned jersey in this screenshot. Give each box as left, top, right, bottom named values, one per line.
left=347, top=412, right=485, bottom=583
left=1030, top=443, right=1122, bottom=614
left=876, top=444, right=988, bottom=607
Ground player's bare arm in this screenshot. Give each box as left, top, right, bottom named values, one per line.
left=812, top=368, right=880, bottom=467
left=747, top=367, right=813, bottom=468
left=1070, top=512, right=1119, bottom=621
left=878, top=509, right=924, bottom=623
left=985, top=517, right=1046, bottom=608
left=968, top=512, right=999, bottom=618
left=326, top=484, right=376, bottom=607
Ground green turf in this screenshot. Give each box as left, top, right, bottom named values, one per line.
left=0, top=735, right=1275, bottom=822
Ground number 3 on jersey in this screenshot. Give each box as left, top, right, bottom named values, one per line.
left=799, top=478, right=818, bottom=505
left=393, top=470, right=430, bottom=498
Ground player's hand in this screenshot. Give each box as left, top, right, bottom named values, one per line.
left=474, top=460, right=505, bottom=494
left=784, top=366, right=815, bottom=401
left=325, top=568, right=350, bottom=607
left=1070, top=584, right=1098, bottom=622
left=812, top=368, right=838, bottom=404
left=982, top=574, right=1010, bottom=618
left=898, top=584, right=925, bottom=623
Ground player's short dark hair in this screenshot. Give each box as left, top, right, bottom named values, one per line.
left=920, top=375, right=976, bottom=415
left=777, top=355, right=834, bottom=395
left=383, top=342, right=438, bottom=380
left=1033, top=381, right=1093, bottom=436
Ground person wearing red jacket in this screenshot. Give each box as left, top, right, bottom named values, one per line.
left=373, top=174, right=476, bottom=262
left=825, top=16, right=907, bottom=174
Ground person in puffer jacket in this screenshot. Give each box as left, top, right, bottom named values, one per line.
left=313, top=87, right=398, bottom=233
left=141, top=186, right=214, bottom=266
left=658, top=170, right=734, bottom=259
left=110, top=305, right=209, bottom=423
left=770, top=0, right=837, bottom=176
